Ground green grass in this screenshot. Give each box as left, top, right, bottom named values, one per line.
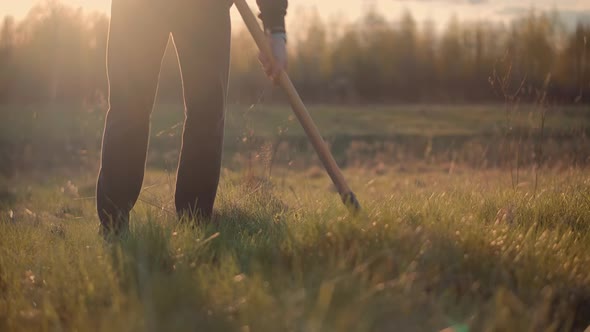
left=1, top=103, right=589, bottom=175
left=1, top=102, right=589, bottom=330
left=1, top=103, right=588, bottom=140
left=1, top=166, right=590, bottom=331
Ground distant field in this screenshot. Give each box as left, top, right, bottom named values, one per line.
left=1, top=103, right=589, bottom=176
left=1, top=103, right=588, bottom=139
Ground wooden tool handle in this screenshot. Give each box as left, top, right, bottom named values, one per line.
left=234, top=0, right=360, bottom=212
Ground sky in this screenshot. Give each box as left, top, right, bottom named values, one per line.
left=2, top=0, right=590, bottom=30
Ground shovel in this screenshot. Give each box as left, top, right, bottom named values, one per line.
left=234, top=0, right=361, bottom=214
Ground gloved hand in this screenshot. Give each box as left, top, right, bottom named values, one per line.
left=259, top=32, right=287, bottom=84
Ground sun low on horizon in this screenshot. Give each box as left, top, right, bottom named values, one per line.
left=4, top=0, right=590, bottom=31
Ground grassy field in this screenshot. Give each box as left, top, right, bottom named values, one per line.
left=1, top=166, right=590, bottom=331
left=1, top=103, right=590, bottom=331
left=1, top=103, right=589, bottom=175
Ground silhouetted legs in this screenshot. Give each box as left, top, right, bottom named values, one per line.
left=96, top=0, right=231, bottom=234
left=172, top=1, right=231, bottom=220
left=97, top=0, right=170, bottom=235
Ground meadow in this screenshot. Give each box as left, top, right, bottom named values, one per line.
left=1, top=103, right=589, bottom=175
left=1, top=103, right=590, bottom=331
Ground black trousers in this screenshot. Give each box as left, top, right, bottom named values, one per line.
left=96, top=0, right=231, bottom=233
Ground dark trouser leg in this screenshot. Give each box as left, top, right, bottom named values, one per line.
left=96, top=0, right=170, bottom=234
left=172, top=1, right=231, bottom=221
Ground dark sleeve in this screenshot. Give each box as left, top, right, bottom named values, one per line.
left=256, top=0, right=288, bottom=33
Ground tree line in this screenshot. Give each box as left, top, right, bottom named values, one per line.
left=0, top=1, right=589, bottom=105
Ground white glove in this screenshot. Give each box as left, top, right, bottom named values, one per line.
left=259, top=32, right=288, bottom=84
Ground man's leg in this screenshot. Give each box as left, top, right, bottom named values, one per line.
left=171, top=1, right=232, bottom=221
left=96, top=0, right=170, bottom=234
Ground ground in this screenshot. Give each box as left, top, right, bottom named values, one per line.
left=0, top=104, right=590, bottom=331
